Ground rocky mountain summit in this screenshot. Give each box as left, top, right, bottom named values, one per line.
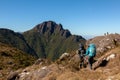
left=33, top=21, right=71, bottom=38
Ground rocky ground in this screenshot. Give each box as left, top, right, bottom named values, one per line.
left=3, top=33, right=120, bottom=80
left=7, top=47, right=120, bottom=80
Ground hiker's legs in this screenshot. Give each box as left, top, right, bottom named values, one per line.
left=79, top=56, right=84, bottom=68
left=83, top=56, right=88, bottom=68
left=80, top=63, right=82, bottom=68
left=80, top=60, right=84, bottom=68
left=88, top=56, right=93, bottom=70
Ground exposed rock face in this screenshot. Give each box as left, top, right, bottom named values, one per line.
left=33, top=21, right=71, bottom=38
left=34, top=21, right=56, bottom=34
left=23, top=21, right=86, bottom=60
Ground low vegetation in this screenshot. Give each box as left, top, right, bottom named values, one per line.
left=0, top=42, right=37, bottom=79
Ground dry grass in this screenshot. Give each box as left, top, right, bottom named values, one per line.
left=4, top=45, right=120, bottom=80
left=55, top=47, right=120, bottom=80
left=0, top=42, right=37, bottom=79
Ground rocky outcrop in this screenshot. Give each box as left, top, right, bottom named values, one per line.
left=59, top=52, right=70, bottom=61
left=86, top=33, right=120, bottom=54
left=93, top=52, right=116, bottom=70
left=33, top=21, right=72, bottom=38
left=7, top=71, right=20, bottom=80
left=7, top=64, right=62, bottom=80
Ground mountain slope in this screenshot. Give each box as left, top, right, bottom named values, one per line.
left=5, top=32, right=120, bottom=80
left=0, top=42, right=37, bottom=79
left=23, top=21, right=86, bottom=60
left=0, top=28, right=38, bottom=57
left=7, top=46, right=120, bottom=80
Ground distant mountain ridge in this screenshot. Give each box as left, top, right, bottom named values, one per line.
left=0, top=28, right=38, bottom=57
left=0, top=21, right=86, bottom=61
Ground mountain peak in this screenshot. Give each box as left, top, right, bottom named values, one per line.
left=31, top=21, right=73, bottom=38
left=33, top=21, right=63, bottom=34
left=23, top=21, right=86, bottom=60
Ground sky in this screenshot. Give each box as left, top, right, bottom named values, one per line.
left=0, top=0, right=120, bottom=37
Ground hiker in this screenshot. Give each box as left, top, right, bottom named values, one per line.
left=85, top=43, right=96, bottom=70
left=77, top=43, right=86, bottom=69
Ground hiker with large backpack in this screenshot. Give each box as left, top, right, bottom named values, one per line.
left=77, top=43, right=86, bottom=69
left=85, top=43, right=96, bottom=70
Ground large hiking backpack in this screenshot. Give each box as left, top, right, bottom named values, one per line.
left=88, top=44, right=96, bottom=57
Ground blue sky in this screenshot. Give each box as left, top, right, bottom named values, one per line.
left=0, top=0, right=120, bottom=36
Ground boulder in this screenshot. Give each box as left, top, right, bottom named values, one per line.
left=59, top=52, right=70, bottom=61
left=7, top=71, right=19, bottom=80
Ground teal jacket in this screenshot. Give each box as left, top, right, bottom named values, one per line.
left=86, top=44, right=96, bottom=57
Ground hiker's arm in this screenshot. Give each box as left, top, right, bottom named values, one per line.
left=85, top=48, right=89, bottom=55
